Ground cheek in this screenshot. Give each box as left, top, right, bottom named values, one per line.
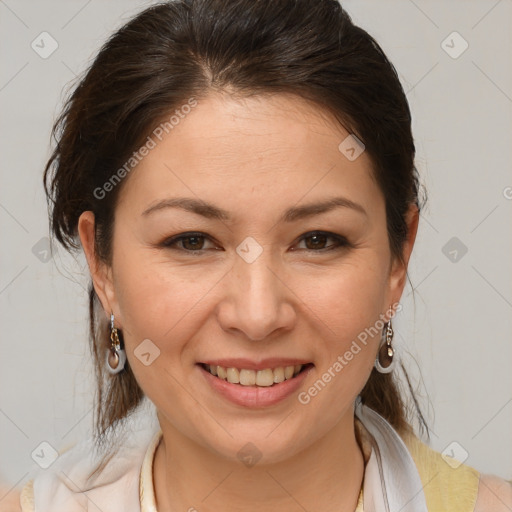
left=305, top=252, right=389, bottom=338
left=111, top=256, right=200, bottom=401
left=111, top=245, right=222, bottom=358
left=300, top=253, right=388, bottom=389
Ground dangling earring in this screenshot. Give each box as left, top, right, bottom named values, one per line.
left=374, top=308, right=396, bottom=374
left=106, top=312, right=126, bottom=375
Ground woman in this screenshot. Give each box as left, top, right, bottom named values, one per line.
left=12, top=0, right=511, bottom=510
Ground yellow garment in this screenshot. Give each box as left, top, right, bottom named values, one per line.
left=20, top=420, right=480, bottom=512
left=353, top=418, right=480, bottom=512
left=401, top=429, right=480, bottom=512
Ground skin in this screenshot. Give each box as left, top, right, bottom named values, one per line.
left=78, top=91, right=419, bottom=512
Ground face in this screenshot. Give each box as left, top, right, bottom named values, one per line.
left=79, top=91, right=415, bottom=464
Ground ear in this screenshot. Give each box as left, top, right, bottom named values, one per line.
left=77, top=211, right=117, bottom=322
left=387, top=203, right=419, bottom=306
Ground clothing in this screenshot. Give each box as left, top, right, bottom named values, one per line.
left=19, top=403, right=480, bottom=511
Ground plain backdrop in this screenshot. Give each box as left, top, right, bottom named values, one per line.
left=1, top=0, right=511, bottom=495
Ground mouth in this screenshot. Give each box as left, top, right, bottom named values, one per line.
left=199, top=362, right=314, bottom=387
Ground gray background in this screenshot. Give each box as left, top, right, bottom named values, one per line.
left=1, top=0, right=511, bottom=497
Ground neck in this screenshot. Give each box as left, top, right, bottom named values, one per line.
left=153, top=411, right=365, bottom=512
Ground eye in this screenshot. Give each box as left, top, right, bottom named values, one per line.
left=160, top=232, right=218, bottom=252
left=293, top=231, right=349, bottom=252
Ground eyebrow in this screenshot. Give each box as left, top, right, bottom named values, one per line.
left=142, top=196, right=368, bottom=222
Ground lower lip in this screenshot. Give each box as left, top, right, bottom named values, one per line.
left=197, top=364, right=314, bottom=408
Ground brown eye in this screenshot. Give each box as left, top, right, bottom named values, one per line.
left=304, top=233, right=328, bottom=250
left=180, top=235, right=206, bottom=250
left=161, top=232, right=216, bottom=252
left=295, top=231, right=349, bottom=252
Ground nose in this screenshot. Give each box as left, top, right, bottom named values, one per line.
left=216, top=248, right=296, bottom=341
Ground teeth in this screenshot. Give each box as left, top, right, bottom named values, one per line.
left=206, top=364, right=304, bottom=386
left=217, top=366, right=227, bottom=380
left=226, top=367, right=240, bottom=384
left=240, top=369, right=256, bottom=386
left=256, top=369, right=274, bottom=387
left=273, top=367, right=285, bottom=383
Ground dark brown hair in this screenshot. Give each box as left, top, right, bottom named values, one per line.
left=44, top=0, right=428, bottom=476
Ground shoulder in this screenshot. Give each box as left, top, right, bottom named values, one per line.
left=0, top=484, right=23, bottom=512
left=401, top=431, right=512, bottom=512
left=401, top=431, right=481, bottom=511
left=0, top=479, right=36, bottom=512
left=474, top=473, right=512, bottom=512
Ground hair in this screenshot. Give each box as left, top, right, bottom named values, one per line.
left=43, top=0, right=429, bottom=478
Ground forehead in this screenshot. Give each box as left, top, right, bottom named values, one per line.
left=115, top=92, right=382, bottom=223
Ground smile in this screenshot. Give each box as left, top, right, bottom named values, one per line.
left=200, top=363, right=313, bottom=387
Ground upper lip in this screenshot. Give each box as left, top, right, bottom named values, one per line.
left=199, top=358, right=313, bottom=371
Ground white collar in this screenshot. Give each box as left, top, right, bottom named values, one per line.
left=355, top=399, right=429, bottom=512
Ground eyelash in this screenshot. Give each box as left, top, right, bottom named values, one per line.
left=159, top=231, right=350, bottom=254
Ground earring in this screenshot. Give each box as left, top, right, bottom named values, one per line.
left=374, top=308, right=396, bottom=374
left=106, top=312, right=126, bottom=375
